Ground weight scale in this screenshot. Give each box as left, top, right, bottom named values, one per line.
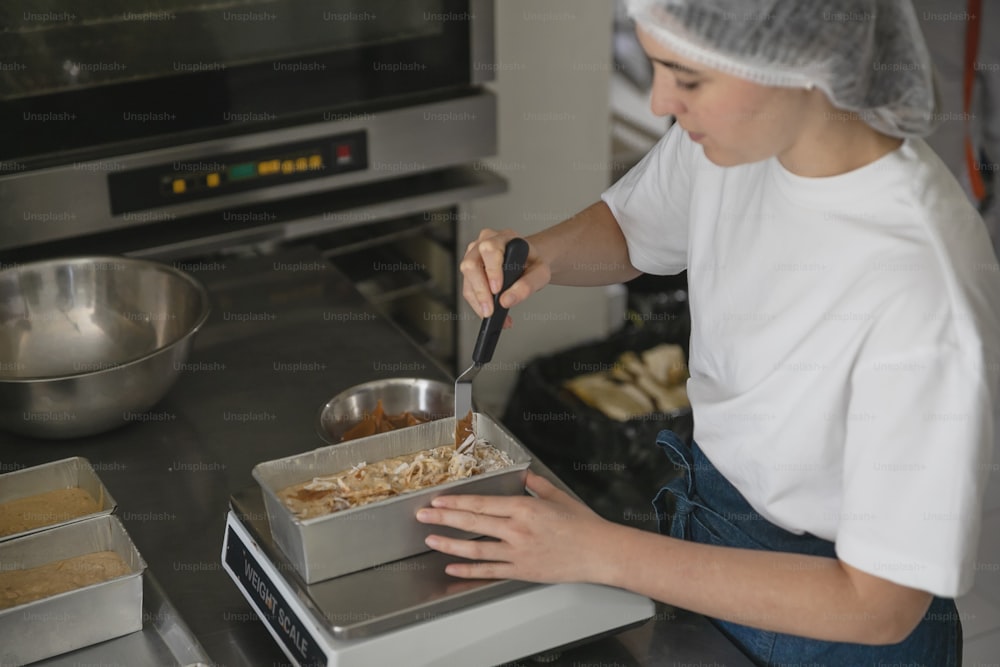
left=221, top=483, right=655, bottom=667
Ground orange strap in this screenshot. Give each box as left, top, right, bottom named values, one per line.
left=964, top=0, right=987, bottom=201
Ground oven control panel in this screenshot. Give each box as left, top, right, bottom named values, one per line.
left=107, top=130, right=367, bottom=215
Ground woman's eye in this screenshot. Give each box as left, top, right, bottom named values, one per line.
left=676, top=80, right=700, bottom=91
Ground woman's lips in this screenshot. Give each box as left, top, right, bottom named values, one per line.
left=688, top=131, right=706, bottom=142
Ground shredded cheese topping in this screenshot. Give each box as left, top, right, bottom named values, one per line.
left=278, top=439, right=514, bottom=520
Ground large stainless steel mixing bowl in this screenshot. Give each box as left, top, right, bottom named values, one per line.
left=0, top=257, right=211, bottom=439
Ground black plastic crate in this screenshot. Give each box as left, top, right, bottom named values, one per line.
left=502, top=312, right=693, bottom=531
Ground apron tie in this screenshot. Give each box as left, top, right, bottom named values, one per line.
left=652, top=429, right=697, bottom=539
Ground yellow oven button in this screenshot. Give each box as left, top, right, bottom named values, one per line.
left=281, top=159, right=295, bottom=175
left=308, top=154, right=323, bottom=170
left=258, top=160, right=280, bottom=176
left=206, top=173, right=221, bottom=188
left=172, top=179, right=186, bottom=194
left=295, top=157, right=308, bottom=172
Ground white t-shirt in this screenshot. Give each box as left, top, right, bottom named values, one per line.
left=602, top=124, right=1000, bottom=597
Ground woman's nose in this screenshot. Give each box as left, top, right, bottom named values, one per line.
left=650, top=72, right=685, bottom=117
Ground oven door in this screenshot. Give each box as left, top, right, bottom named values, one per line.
left=2, top=0, right=492, bottom=166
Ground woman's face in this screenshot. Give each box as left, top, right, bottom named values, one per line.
left=636, top=26, right=816, bottom=168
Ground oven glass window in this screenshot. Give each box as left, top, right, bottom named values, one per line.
left=2, top=0, right=474, bottom=163
left=2, top=1, right=446, bottom=99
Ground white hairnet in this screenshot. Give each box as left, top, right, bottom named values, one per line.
left=626, top=0, right=938, bottom=138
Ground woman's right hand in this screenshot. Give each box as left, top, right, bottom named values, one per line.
left=460, top=228, right=551, bottom=324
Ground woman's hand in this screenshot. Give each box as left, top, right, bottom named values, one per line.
left=459, top=228, right=551, bottom=324
left=460, top=205, right=642, bottom=322
left=416, top=471, right=618, bottom=583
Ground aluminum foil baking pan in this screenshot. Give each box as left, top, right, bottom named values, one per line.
left=253, top=413, right=532, bottom=584
left=0, top=456, right=117, bottom=542
left=0, top=514, right=146, bottom=666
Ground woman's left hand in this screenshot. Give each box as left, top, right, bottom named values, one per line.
left=415, top=471, right=618, bottom=583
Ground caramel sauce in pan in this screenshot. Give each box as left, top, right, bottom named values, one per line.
left=340, top=399, right=432, bottom=441
left=454, top=410, right=474, bottom=449
left=290, top=488, right=334, bottom=503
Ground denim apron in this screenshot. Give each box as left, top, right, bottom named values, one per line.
left=652, top=430, right=963, bottom=667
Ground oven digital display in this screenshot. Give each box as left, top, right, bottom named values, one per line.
left=107, top=130, right=367, bottom=214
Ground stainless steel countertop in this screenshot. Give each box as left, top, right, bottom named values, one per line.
left=0, top=251, right=753, bottom=667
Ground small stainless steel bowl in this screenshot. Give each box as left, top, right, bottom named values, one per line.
left=316, top=378, right=454, bottom=444
left=0, top=256, right=211, bottom=439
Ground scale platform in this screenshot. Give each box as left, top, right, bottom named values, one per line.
left=222, top=484, right=656, bottom=667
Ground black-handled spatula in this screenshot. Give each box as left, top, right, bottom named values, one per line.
left=454, top=237, right=530, bottom=449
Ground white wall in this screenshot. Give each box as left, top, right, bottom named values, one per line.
left=461, top=0, right=619, bottom=415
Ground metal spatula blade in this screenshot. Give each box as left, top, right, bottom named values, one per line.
left=454, top=238, right=530, bottom=447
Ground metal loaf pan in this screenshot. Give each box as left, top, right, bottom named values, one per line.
left=0, top=456, right=118, bottom=542
left=253, top=413, right=531, bottom=584
left=0, top=514, right=146, bottom=666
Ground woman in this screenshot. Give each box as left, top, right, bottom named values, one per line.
left=416, top=1, right=1000, bottom=664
